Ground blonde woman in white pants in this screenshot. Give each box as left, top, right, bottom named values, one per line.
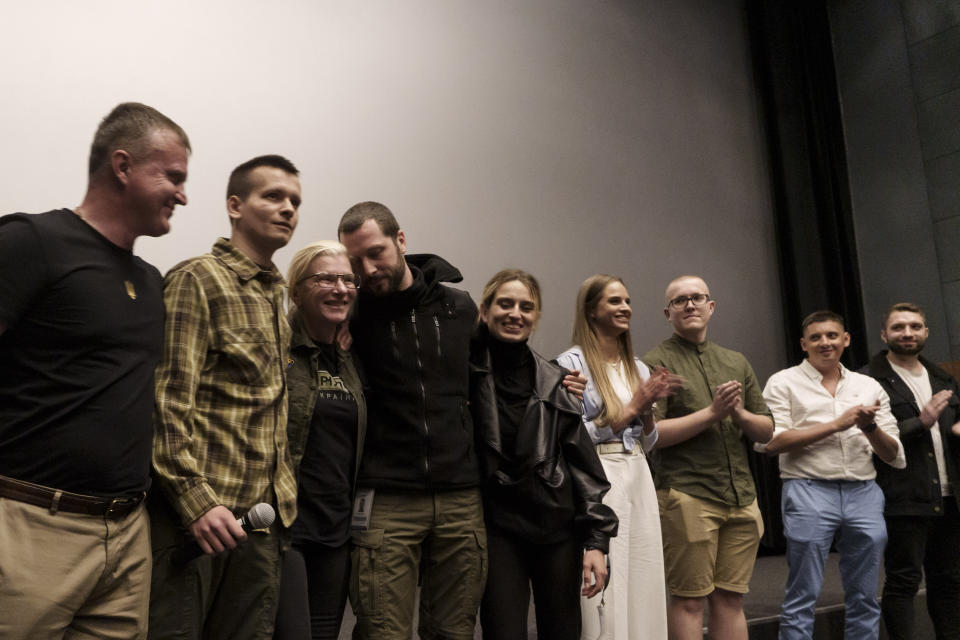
left=557, top=274, right=683, bottom=640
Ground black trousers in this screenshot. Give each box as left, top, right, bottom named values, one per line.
left=480, top=530, right=582, bottom=640
left=274, top=542, right=351, bottom=640
left=882, top=498, right=960, bottom=640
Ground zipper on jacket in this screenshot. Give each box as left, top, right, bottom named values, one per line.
left=411, top=310, right=430, bottom=479
left=433, top=315, right=442, bottom=360
left=390, top=321, right=400, bottom=362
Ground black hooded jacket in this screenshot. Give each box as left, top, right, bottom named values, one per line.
left=350, top=254, right=480, bottom=491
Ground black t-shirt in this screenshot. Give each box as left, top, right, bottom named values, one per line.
left=291, top=343, right=358, bottom=546
left=0, top=210, right=163, bottom=496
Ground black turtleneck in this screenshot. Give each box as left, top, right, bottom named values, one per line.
left=488, top=337, right=535, bottom=456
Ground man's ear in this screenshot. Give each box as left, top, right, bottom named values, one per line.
left=842, top=332, right=851, bottom=348
left=880, top=329, right=888, bottom=344
left=663, top=307, right=670, bottom=320
left=227, top=195, right=243, bottom=224
left=111, top=150, right=132, bottom=185
left=396, top=229, right=407, bottom=254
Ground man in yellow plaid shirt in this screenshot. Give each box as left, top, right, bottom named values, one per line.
left=149, top=155, right=302, bottom=640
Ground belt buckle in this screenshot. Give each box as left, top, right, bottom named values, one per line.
left=105, top=496, right=136, bottom=519
left=105, top=497, right=123, bottom=518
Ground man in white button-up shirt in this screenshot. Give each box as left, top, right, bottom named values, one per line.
left=759, top=310, right=905, bottom=640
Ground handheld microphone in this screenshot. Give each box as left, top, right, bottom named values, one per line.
left=238, top=502, right=276, bottom=532
left=172, top=503, right=276, bottom=565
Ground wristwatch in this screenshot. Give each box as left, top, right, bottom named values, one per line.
left=859, top=422, right=878, bottom=434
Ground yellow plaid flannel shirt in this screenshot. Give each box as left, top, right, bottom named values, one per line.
left=153, top=238, right=297, bottom=527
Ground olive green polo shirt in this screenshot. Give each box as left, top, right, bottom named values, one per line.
left=644, top=333, right=771, bottom=507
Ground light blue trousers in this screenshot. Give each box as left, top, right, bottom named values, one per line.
left=779, top=478, right=886, bottom=640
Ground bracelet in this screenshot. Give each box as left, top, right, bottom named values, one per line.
left=859, top=422, right=878, bottom=434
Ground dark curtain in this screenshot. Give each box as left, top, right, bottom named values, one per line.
left=744, top=0, right=866, bottom=552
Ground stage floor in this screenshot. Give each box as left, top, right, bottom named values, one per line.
left=336, top=552, right=933, bottom=639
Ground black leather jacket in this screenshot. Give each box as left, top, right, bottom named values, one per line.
left=862, top=351, right=960, bottom=516
left=470, top=332, right=618, bottom=552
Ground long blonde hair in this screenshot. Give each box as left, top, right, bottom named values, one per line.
left=570, top=274, right=642, bottom=427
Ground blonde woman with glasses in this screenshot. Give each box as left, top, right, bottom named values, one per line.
left=557, top=275, right=683, bottom=640
left=275, top=241, right=366, bottom=640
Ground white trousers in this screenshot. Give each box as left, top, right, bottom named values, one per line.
left=581, top=449, right=668, bottom=640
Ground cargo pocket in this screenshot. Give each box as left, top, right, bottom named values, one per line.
left=349, top=529, right=384, bottom=620
left=465, top=527, right=488, bottom=614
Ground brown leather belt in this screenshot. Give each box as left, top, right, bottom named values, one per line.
left=0, top=474, right=145, bottom=519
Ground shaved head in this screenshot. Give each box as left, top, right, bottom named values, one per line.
left=665, top=275, right=709, bottom=305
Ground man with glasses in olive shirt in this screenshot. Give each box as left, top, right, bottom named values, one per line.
left=644, top=275, right=773, bottom=640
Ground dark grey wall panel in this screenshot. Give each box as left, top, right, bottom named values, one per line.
left=828, top=0, right=951, bottom=360
left=900, top=0, right=960, bottom=43
left=908, top=25, right=960, bottom=101
left=929, top=152, right=960, bottom=221
left=917, top=88, right=960, bottom=160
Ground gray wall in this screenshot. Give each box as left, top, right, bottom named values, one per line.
left=830, top=0, right=960, bottom=362
left=0, top=0, right=786, bottom=378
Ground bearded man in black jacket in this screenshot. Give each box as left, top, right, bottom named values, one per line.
left=338, top=202, right=483, bottom=639
left=862, top=302, right=960, bottom=640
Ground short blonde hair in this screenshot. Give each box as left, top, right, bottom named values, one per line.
left=286, top=240, right=349, bottom=317
left=664, top=275, right=709, bottom=305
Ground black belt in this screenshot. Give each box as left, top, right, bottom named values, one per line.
left=0, top=474, right=145, bottom=519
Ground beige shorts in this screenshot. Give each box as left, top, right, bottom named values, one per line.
left=657, top=488, right=763, bottom=598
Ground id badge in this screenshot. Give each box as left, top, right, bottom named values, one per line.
left=351, top=488, right=375, bottom=531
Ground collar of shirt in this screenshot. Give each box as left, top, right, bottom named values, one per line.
left=668, top=332, right=710, bottom=354
left=212, top=237, right=284, bottom=285
left=798, top=357, right=848, bottom=386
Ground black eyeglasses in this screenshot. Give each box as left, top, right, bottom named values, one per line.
left=296, top=272, right=360, bottom=289
left=667, top=293, right=711, bottom=310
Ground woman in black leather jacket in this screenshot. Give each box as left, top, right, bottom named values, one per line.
left=471, top=268, right=618, bottom=640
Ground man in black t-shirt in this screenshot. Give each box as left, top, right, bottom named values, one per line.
left=0, top=103, right=189, bottom=639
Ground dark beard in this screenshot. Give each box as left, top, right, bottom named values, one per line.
left=887, top=340, right=924, bottom=356
left=365, top=250, right=407, bottom=296
left=386, top=255, right=407, bottom=292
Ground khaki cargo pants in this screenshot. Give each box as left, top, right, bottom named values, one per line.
left=350, top=488, right=487, bottom=639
